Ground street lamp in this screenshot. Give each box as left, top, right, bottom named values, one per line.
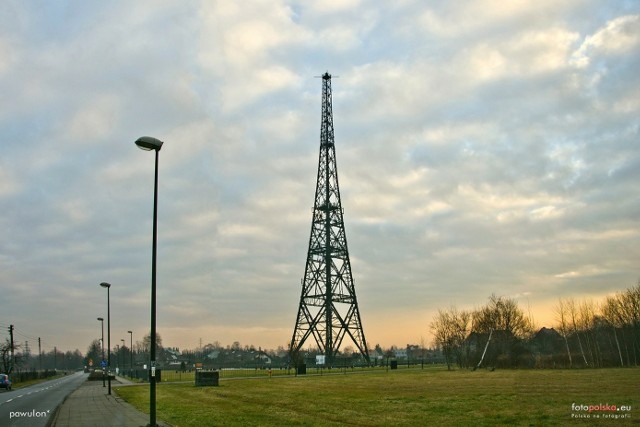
left=128, top=330, right=133, bottom=376
left=135, top=135, right=164, bottom=427
left=121, top=339, right=125, bottom=373
left=100, top=282, right=112, bottom=395
left=97, top=317, right=105, bottom=387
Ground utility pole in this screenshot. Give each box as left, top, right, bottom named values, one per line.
left=38, top=337, right=42, bottom=371
left=24, top=341, right=30, bottom=369
left=9, top=325, right=14, bottom=373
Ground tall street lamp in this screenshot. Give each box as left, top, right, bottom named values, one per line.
left=121, top=339, right=125, bottom=373
left=128, top=330, right=133, bottom=376
left=100, top=282, right=112, bottom=395
left=135, top=135, right=164, bottom=427
left=97, top=317, right=105, bottom=387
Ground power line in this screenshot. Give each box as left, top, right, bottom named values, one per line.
left=13, top=326, right=40, bottom=342
left=0, top=324, right=56, bottom=351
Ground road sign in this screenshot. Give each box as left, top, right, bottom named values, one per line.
left=100, top=360, right=107, bottom=368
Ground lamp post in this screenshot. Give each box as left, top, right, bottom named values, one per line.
left=97, top=317, right=105, bottom=387
left=128, top=330, right=133, bottom=377
left=100, top=282, right=112, bottom=395
left=121, top=339, right=125, bottom=373
left=135, top=135, right=164, bottom=427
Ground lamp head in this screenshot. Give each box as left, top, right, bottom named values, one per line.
left=100, top=282, right=111, bottom=289
left=135, top=136, right=164, bottom=151
left=97, top=317, right=104, bottom=321
left=128, top=330, right=132, bottom=334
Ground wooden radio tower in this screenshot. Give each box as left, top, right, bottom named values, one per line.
left=290, top=72, right=370, bottom=367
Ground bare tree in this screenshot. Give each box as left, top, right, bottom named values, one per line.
left=621, top=283, right=640, bottom=365
left=579, top=299, right=600, bottom=366
left=604, top=283, right=640, bottom=366
left=470, top=295, right=534, bottom=368
left=555, top=298, right=573, bottom=368
left=602, top=295, right=625, bottom=367
left=141, top=332, right=163, bottom=353
left=430, top=306, right=471, bottom=370
left=0, top=339, right=21, bottom=374
left=431, top=309, right=455, bottom=370
left=472, top=294, right=533, bottom=339
left=567, top=298, right=588, bottom=367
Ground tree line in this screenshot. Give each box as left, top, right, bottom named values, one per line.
left=0, top=340, right=83, bottom=374
left=430, top=282, right=640, bottom=369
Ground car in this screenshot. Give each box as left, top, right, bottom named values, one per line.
left=0, top=374, right=11, bottom=391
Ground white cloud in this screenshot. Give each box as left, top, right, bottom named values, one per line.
left=0, top=166, right=21, bottom=198
left=197, top=0, right=310, bottom=112
left=66, top=95, right=122, bottom=143
left=302, top=0, right=363, bottom=15
left=418, top=0, right=570, bottom=39
left=571, top=14, right=640, bottom=68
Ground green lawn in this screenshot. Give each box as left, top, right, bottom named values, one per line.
left=115, top=367, right=639, bottom=426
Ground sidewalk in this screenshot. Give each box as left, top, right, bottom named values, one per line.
left=51, top=376, right=170, bottom=427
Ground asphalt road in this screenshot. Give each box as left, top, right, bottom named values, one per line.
left=0, top=371, right=87, bottom=427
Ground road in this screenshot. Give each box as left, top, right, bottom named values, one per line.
left=0, top=371, right=87, bottom=426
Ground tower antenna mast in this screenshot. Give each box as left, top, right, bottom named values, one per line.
left=290, top=72, right=370, bottom=368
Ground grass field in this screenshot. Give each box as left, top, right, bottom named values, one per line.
left=115, top=367, right=639, bottom=426
left=136, top=365, right=418, bottom=383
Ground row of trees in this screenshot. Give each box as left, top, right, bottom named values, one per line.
left=4, top=285, right=637, bottom=374
left=0, top=340, right=83, bottom=373
left=430, top=283, right=640, bottom=369
left=556, top=284, right=640, bottom=368
left=84, top=332, right=165, bottom=371
left=430, top=294, right=534, bottom=370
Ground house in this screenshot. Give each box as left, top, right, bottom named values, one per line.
left=530, top=327, right=565, bottom=356
left=205, top=350, right=220, bottom=360
left=394, top=348, right=407, bottom=360
left=164, top=347, right=185, bottom=368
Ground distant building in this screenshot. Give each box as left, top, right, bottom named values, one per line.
left=394, top=348, right=407, bottom=360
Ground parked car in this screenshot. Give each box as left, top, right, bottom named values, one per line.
left=0, top=374, right=11, bottom=391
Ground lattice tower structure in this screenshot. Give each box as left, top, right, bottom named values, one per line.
left=290, top=72, right=370, bottom=367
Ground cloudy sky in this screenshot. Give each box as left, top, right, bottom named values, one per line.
left=1, top=0, right=639, bottom=355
